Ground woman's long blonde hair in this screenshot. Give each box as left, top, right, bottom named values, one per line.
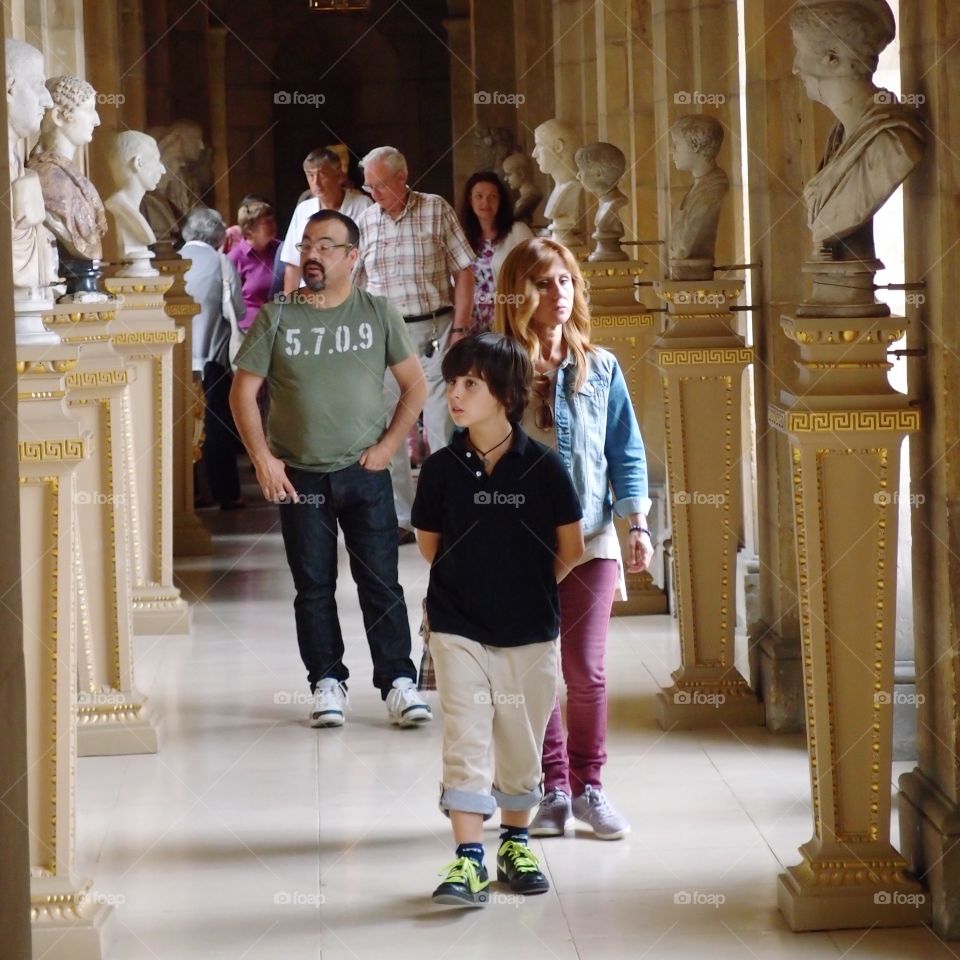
left=493, top=238, right=594, bottom=391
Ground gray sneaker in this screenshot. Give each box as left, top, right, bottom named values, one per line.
left=530, top=788, right=572, bottom=837
left=571, top=785, right=630, bottom=840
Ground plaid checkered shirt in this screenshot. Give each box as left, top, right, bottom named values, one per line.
left=354, top=190, right=476, bottom=316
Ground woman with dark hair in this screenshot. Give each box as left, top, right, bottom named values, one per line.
left=459, top=171, right=533, bottom=334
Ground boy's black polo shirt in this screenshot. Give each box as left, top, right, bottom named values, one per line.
left=412, top=426, right=583, bottom=648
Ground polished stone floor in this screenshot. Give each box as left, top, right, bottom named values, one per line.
left=75, top=502, right=957, bottom=959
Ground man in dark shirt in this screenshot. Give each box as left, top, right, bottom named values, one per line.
left=412, top=333, right=583, bottom=908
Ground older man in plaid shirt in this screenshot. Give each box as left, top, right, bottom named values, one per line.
left=355, top=146, right=475, bottom=540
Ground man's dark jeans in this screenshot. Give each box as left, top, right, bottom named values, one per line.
left=278, top=463, right=416, bottom=698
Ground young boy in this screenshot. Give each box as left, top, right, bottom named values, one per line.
left=411, top=332, right=584, bottom=907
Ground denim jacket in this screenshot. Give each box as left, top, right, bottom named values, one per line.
left=552, top=347, right=651, bottom=538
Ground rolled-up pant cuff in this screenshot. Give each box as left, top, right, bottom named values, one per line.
left=492, top=784, right=544, bottom=811
left=439, top=785, right=498, bottom=819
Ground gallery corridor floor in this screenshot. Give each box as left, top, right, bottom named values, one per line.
left=74, top=502, right=958, bottom=960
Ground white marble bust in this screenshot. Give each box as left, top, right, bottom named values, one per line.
left=103, top=131, right=166, bottom=276
left=790, top=0, right=926, bottom=261
left=532, top=119, right=583, bottom=245
left=668, top=115, right=730, bottom=281
left=502, top=152, right=543, bottom=225
left=576, top=142, right=629, bottom=261
left=142, top=119, right=206, bottom=242
left=6, top=39, right=55, bottom=304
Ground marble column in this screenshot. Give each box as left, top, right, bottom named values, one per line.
left=583, top=262, right=668, bottom=615
left=18, top=351, right=114, bottom=960
left=0, top=34, right=34, bottom=957
left=155, top=251, right=212, bottom=557
left=897, top=0, right=960, bottom=940
left=653, top=278, right=763, bottom=728
left=104, top=273, right=190, bottom=635
left=740, top=0, right=822, bottom=732
left=43, top=303, right=160, bottom=757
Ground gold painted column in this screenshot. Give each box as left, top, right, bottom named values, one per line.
left=104, top=274, right=190, bottom=635
left=770, top=258, right=928, bottom=930
left=653, top=278, right=763, bottom=728
left=583, top=261, right=668, bottom=615
left=44, top=304, right=160, bottom=757
left=155, top=251, right=212, bottom=557
left=18, top=350, right=113, bottom=959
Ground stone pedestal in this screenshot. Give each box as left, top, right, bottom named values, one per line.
left=18, top=350, right=114, bottom=960
left=155, top=253, right=212, bottom=557
left=582, top=261, right=668, bottom=615
left=104, top=274, right=190, bottom=636
left=653, top=278, right=764, bottom=729
left=770, top=258, right=928, bottom=931
left=43, top=304, right=160, bottom=757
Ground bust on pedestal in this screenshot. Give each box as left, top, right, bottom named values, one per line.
left=142, top=120, right=207, bottom=243
left=6, top=39, right=57, bottom=344
left=532, top=119, right=583, bottom=246
left=502, top=152, right=543, bottom=225
left=771, top=0, right=929, bottom=933
left=668, top=115, right=729, bottom=281
left=27, top=74, right=109, bottom=302
left=576, top=142, right=629, bottom=262
left=102, top=131, right=166, bottom=277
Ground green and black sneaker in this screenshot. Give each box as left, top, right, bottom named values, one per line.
left=432, top=856, right=490, bottom=907
left=496, top=839, right=550, bottom=895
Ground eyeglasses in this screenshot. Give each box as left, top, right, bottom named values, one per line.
left=532, top=373, right=555, bottom=431
left=295, top=241, right=354, bottom=256
left=362, top=181, right=391, bottom=194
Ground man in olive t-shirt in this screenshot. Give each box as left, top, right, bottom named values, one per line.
left=230, top=210, right=432, bottom=730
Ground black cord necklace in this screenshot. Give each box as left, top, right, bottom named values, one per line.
left=471, top=427, right=513, bottom=465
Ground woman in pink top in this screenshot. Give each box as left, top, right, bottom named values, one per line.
left=227, top=198, right=280, bottom=331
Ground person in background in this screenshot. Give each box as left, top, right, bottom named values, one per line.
left=458, top=172, right=532, bottom=334
left=279, top=147, right=371, bottom=293
left=227, top=197, right=280, bottom=332
left=181, top=206, right=246, bottom=510
left=495, top=237, right=654, bottom=841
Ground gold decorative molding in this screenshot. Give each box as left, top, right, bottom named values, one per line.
left=19, top=439, right=87, bottom=462
left=112, top=330, right=185, bottom=346
left=16, top=358, right=78, bottom=375
left=658, top=347, right=754, bottom=367
left=580, top=264, right=645, bottom=279
left=18, top=390, right=67, bottom=401
left=164, top=303, right=201, bottom=317
left=592, top=313, right=657, bottom=328
left=770, top=406, right=921, bottom=435
left=66, top=369, right=130, bottom=390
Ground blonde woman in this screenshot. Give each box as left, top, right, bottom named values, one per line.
left=494, top=237, right=654, bottom=840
